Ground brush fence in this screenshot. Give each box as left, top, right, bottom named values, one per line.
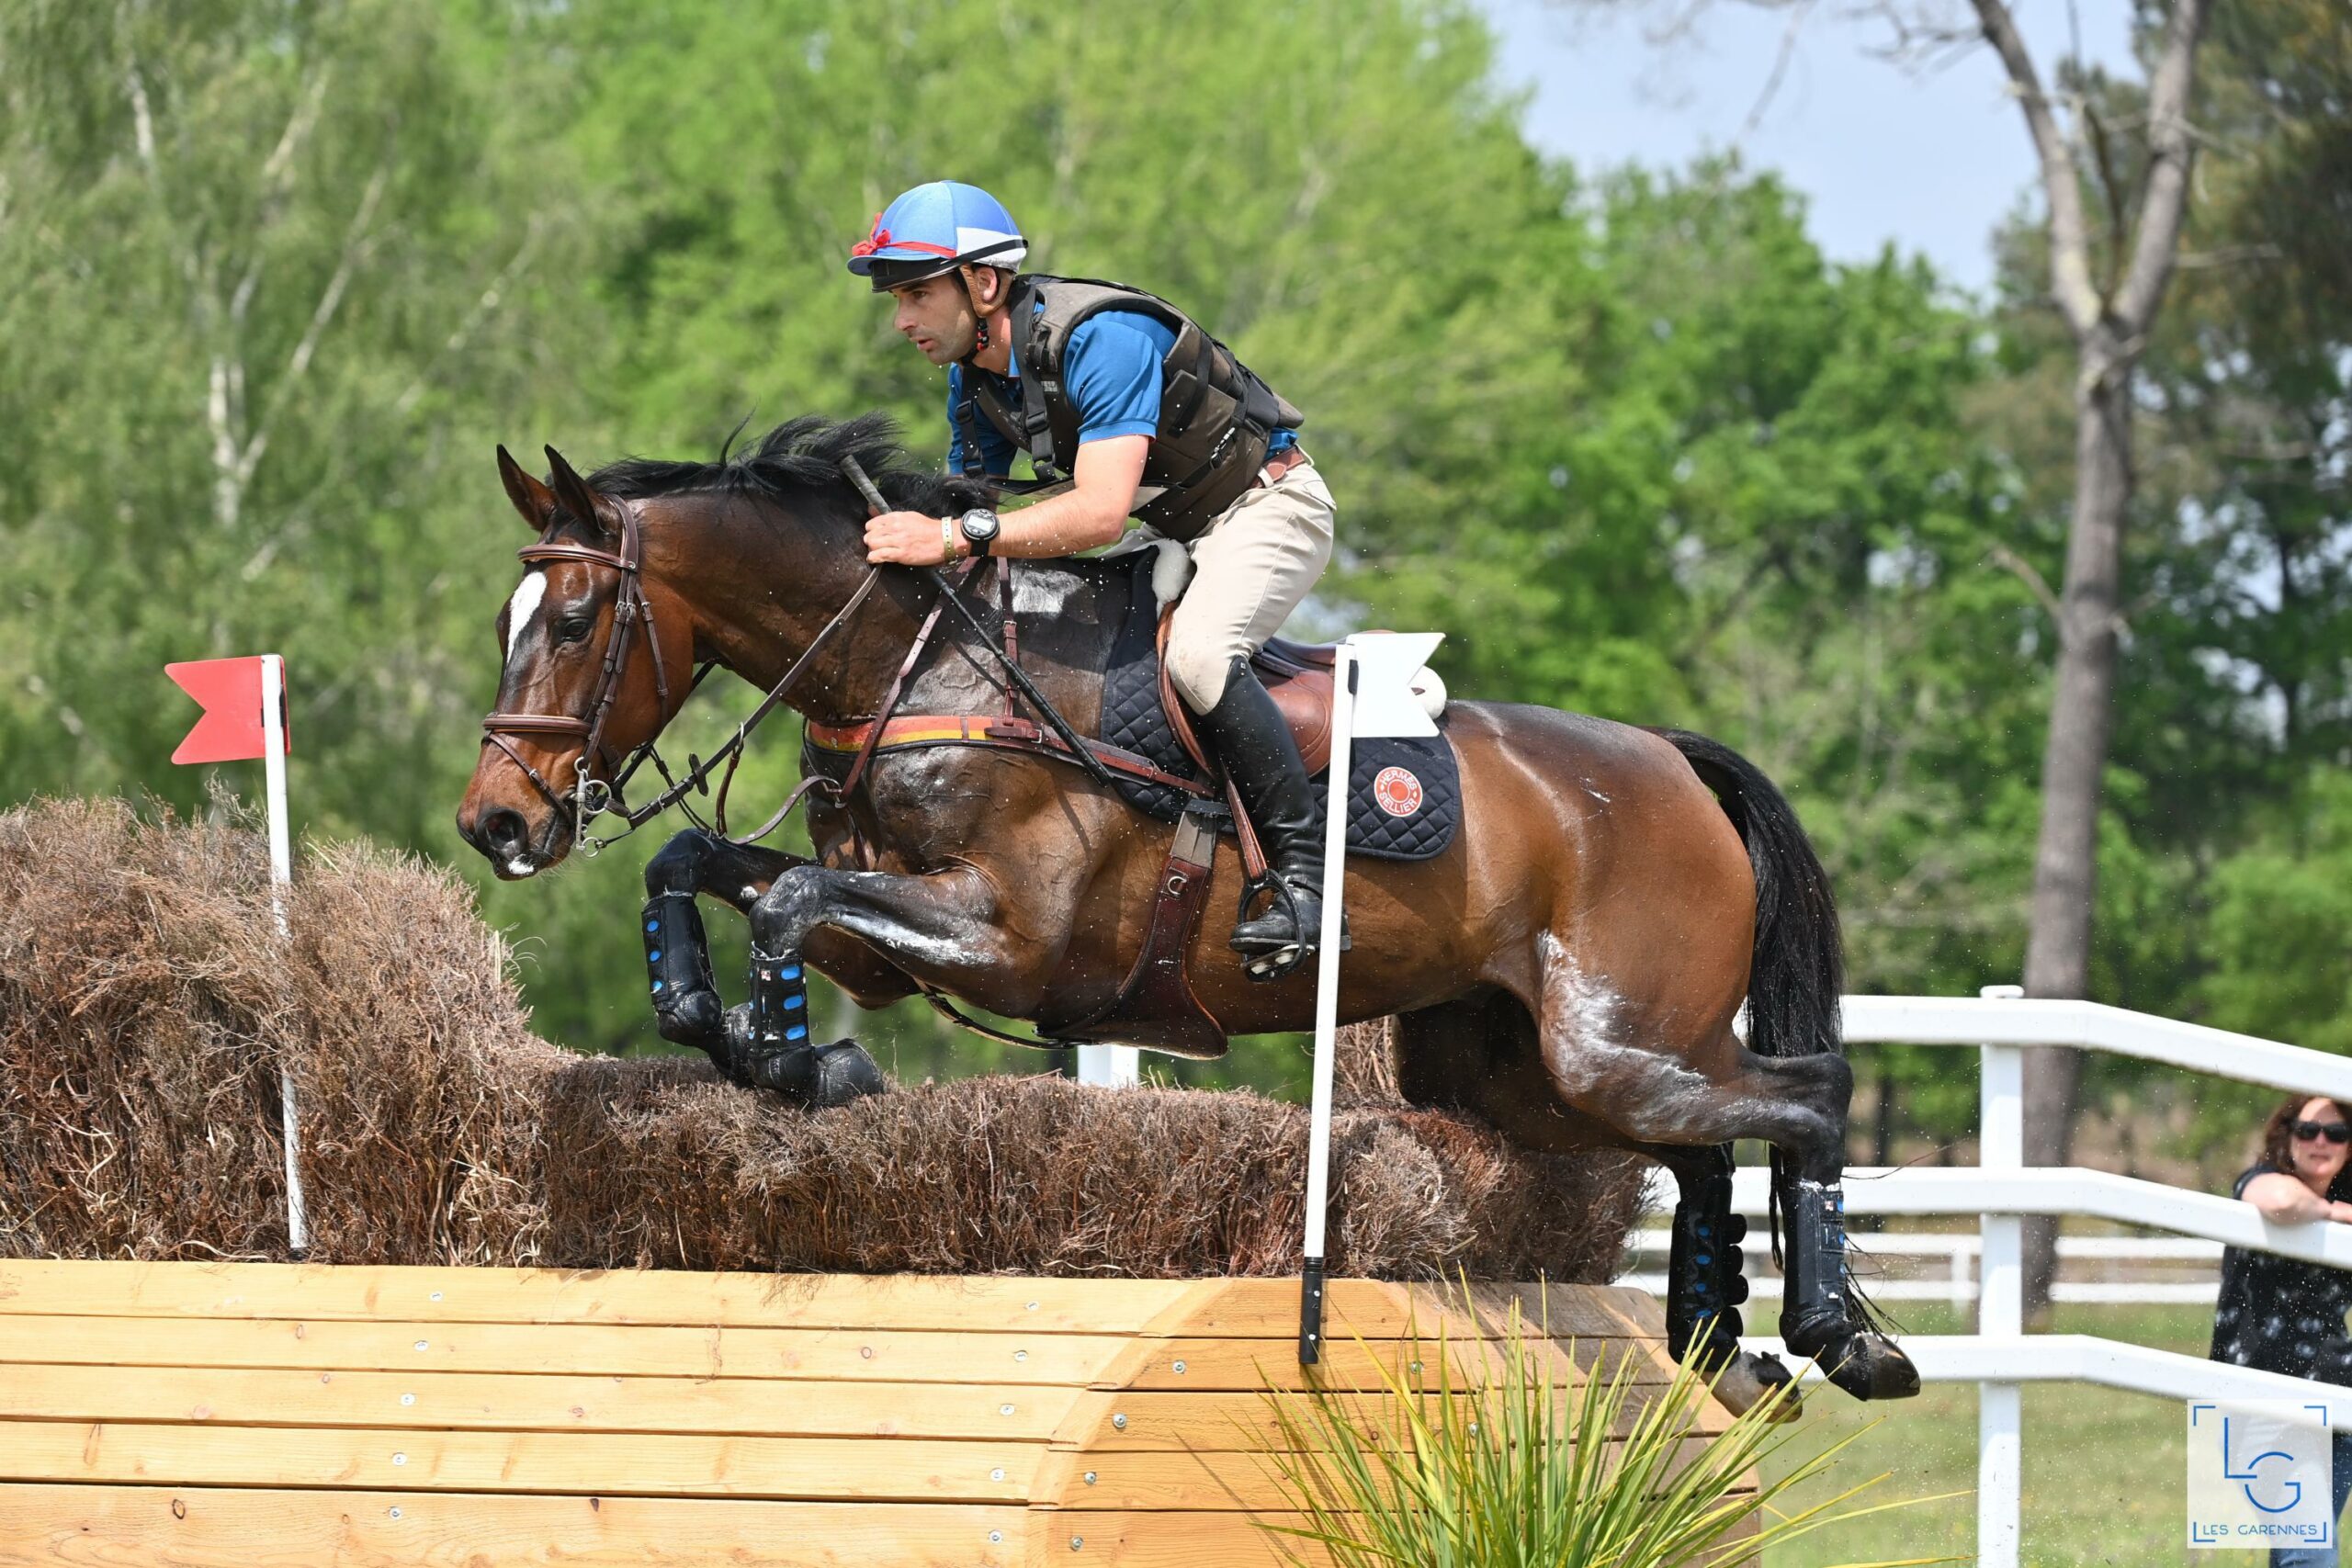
left=0, top=1260, right=1722, bottom=1566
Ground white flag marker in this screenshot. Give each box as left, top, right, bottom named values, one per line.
left=1300, top=631, right=1443, bottom=1363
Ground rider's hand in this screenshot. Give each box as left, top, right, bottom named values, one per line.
left=865, top=510, right=952, bottom=567
left=2329, top=1201, right=2352, bottom=1225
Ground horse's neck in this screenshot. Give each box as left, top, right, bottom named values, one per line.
left=655, top=493, right=1122, bottom=728
left=651, top=493, right=906, bottom=726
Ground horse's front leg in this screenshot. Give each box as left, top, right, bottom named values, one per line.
left=731, top=861, right=1036, bottom=1107
left=640, top=829, right=799, bottom=1053
left=639, top=829, right=916, bottom=1065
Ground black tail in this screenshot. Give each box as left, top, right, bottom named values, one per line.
left=1663, top=729, right=1881, bottom=1322
left=1657, top=729, right=1844, bottom=1059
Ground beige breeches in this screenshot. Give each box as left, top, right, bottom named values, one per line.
left=1163, top=455, right=1336, bottom=711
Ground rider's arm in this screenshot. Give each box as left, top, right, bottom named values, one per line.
left=2242, top=1170, right=2352, bottom=1224
left=864, top=434, right=1145, bottom=565
left=982, top=434, right=1145, bottom=557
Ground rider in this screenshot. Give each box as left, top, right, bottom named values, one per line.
left=849, top=180, right=1337, bottom=973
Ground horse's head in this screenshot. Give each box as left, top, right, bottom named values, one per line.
left=456, top=445, right=694, bottom=877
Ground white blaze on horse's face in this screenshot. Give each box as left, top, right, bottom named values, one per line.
left=504, top=569, right=549, bottom=666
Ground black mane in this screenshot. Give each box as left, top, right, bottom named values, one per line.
left=588, top=412, right=988, bottom=517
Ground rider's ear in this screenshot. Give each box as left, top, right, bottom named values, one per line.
left=497, top=445, right=558, bottom=532
left=543, top=445, right=615, bottom=536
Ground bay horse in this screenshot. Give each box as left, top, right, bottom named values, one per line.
left=455, top=415, right=1917, bottom=1408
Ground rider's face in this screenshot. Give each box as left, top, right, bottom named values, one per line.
left=888, top=276, right=978, bottom=365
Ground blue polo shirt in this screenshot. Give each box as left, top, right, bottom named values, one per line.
left=945, top=307, right=1295, bottom=479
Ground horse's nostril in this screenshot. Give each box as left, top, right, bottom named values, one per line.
left=481, top=808, right=529, bottom=860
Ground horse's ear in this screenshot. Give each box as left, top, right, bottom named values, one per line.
left=497, top=445, right=557, bottom=532
left=543, top=445, right=614, bottom=536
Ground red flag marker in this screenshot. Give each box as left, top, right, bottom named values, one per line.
left=162, top=652, right=308, bottom=1253
left=165, top=656, right=292, bottom=763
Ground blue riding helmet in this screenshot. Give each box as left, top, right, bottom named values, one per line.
left=847, top=181, right=1028, bottom=292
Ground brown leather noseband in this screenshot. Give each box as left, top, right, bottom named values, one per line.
left=481, top=500, right=676, bottom=830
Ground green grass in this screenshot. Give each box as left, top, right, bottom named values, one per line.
left=1756, top=1301, right=2282, bottom=1567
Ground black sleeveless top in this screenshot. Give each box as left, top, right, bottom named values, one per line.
left=2210, top=1163, right=2352, bottom=1386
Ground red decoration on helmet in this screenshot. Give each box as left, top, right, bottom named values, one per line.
left=849, top=218, right=891, bottom=258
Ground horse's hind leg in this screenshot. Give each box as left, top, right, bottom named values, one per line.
left=1393, top=996, right=1795, bottom=1417
left=1523, top=943, right=1917, bottom=1401
left=1634, top=1139, right=1798, bottom=1416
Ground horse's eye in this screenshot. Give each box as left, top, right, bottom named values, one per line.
left=557, top=616, right=593, bottom=643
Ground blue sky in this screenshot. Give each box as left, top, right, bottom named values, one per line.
left=1477, top=0, right=2142, bottom=295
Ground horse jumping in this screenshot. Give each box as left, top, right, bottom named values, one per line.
left=455, top=415, right=1917, bottom=1409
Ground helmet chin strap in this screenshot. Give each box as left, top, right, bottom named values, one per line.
left=953, top=267, right=999, bottom=366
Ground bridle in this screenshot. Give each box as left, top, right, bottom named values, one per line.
left=480, top=499, right=684, bottom=848
left=479, top=493, right=888, bottom=858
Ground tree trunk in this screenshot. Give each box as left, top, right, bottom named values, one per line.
left=2018, top=337, right=2134, bottom=1324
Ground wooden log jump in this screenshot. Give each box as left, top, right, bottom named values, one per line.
left=0, top=1259, right=1725, bottom=1566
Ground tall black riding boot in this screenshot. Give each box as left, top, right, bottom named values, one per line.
left=1189, top=657, right=1325, bottom=978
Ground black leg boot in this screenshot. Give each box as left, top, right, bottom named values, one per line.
left=1188, top=657, right=1325, bottom=978
left=1780, top=1174, right=1919, bottom=1400
left=1666, top=1168, right=1752, bottom=1372
left=721, top=944, right=887, bottom=1109
left=642, top=892, right=725, bottom=1051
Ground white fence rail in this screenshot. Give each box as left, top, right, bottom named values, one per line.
left=1740, top=988, right=2352, bottom=1568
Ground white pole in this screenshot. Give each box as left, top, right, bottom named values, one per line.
left=1076, top=1044, right=1139, bottom=1088
left=261, top=654, right=309, bottom=1256
left=1977, top=982, right=2026, bottom=1568
left=1297, top=649, right=1357, bottom=1363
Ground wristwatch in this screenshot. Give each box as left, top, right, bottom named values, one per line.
left=959, top=507, right=1002, bottom=558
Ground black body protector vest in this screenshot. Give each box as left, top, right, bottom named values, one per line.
left=962, top=275, right=1305, bottom=543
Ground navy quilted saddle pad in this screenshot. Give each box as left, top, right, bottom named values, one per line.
left=1096, top=553, right=1460, bottom=862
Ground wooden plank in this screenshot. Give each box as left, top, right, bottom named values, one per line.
left=1054, top=1435, right=1746, bottom=1511
left=0, top=1363, right=1071, bottom=1440
left=1055, top=1510, right=1315, bottom=1566
left=0, top=1314, right=1121, bottom=1384
left=1078, top=1386, right=1735, bottom=1452
left=0, top=1421, right=1041, bottom=1504
left=0, top=1484, right=1023, bottom=1567
left=0, top=1262, right=1655, bottom=1339
left=0, top=1261, right=1203, bottom=1333
left=0, top=1314, right=1675, bottom=1393
left=1115, top=1335, right=1677, bottom=1392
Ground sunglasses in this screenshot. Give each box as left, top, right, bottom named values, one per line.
left=2293, top=1120, right=2352, bottom=1145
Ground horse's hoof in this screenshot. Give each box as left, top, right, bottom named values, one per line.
left=1809, top=1330, right=1921, bottom=1401
left=1711, top=1350, right=1802, bottom=1422
left=746, top=1038, right=887, bottom=1108
left=652, top=988, right=725, bottom=1050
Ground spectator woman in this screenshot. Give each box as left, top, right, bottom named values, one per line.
left=2214, top=1096, right=2352, bottom=1566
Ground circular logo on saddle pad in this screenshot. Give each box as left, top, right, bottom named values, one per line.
left=1373, top=766, right=1424, bottom=818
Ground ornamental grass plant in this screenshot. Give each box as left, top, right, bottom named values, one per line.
left=1254, top=1288, right=1954, bottom=1568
